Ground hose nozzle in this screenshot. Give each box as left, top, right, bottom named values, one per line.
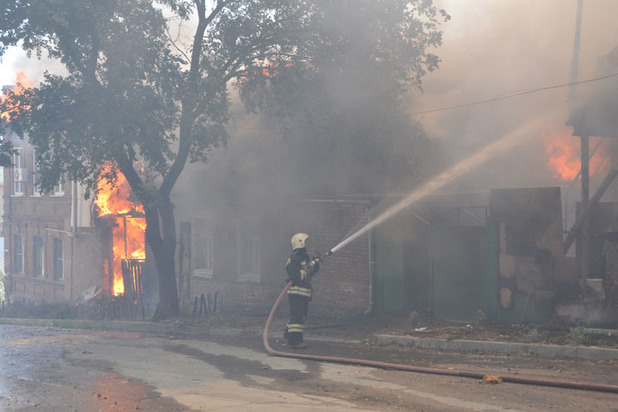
left=312, top=250, right=333, bottom=265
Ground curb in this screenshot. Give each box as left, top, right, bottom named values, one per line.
left=0, top=318, right=214, bottom=336
left=373, top=334, right=618, bottom=361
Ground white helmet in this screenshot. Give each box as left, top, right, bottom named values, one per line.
left=291, top=233, right=309, bottom=249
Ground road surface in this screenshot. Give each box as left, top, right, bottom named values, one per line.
left=0, top=323, right=616, bottom=411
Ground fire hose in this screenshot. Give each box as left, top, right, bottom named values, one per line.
left=263, top=280, right=618, bottom=394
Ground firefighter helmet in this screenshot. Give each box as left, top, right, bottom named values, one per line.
left=291, top=233, right=309, bottom=249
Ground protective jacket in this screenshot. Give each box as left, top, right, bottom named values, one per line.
left=286, top=247, right=318, bottom=299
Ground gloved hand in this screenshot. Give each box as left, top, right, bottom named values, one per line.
left=308, top=260, right=320, bottom=277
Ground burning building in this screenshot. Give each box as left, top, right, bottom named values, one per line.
left=1, top=80, right=151, bottom=312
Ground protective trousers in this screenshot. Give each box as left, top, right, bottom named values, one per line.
left=286, top=293, right=309, bottom=346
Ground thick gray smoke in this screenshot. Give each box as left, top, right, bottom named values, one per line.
left=174, top=1, right=618, bottom=247
left=410, top=0, right=618, bottom=194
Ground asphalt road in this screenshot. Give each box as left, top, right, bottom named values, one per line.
left=0, top=323, right=617, bottom=411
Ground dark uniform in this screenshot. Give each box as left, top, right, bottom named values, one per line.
left=285, top=247, right=319, bottom=347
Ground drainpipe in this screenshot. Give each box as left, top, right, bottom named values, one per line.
left=71, top=181, right=78, bottom=234
left=6, top=175, right=12, bottom=300
left=364, top=220, right=374, bottom=315
left=71, top=181, right=78, bottom=301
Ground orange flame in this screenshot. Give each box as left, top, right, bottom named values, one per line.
left=95, top=165, right=145, bottom=296
left=543, top=126, right=605, bottom=181
left=1, top=72, right=33, bottom=122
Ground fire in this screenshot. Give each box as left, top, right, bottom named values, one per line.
left=1, top=72, right=33, bottom=122
left=543, top=126, right=606, bottom=181
left=95, top=165, right=146, bottom=296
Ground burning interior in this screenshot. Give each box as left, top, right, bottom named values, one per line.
left=94, top=165, right=146, bottom=299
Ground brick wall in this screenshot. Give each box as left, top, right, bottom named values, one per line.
left=3, top=149, right=107, bottom=303
left=293, top=200, right=371, bottom=316
left=188, top=199, right=372, bottom=317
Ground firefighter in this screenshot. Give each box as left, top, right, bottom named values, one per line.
left=285, top=232, right=319, bottom=349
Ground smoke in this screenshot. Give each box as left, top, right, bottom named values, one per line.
left=410, top=0, right=618, bottom=192
left=0, top=48, right=65, bottom=87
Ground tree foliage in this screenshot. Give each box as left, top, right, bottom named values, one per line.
left=0, top=0, right=448, bottom=318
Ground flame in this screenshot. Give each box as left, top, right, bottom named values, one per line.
left=95, top=165, right=145, bottom=296
left=238, top=60, right=298, bottom=83
left=1, top=72, right=33, bottom=122
left=543, top=126, right=605, bottom=181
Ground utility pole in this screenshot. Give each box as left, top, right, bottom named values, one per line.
left=566, top=0, right=590, bottom=279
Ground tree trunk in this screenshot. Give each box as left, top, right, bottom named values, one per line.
left=151, top=241, right=180, bottom=320
left=145, top=196, right=180, bottom=320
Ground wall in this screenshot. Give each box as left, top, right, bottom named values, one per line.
left=2, top=130, right=105, bottom=304
left=489, top=187, right=563, bottom=323
left=187, top=199, right=372, bottom=317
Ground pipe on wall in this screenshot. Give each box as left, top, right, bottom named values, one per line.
left=364, top=208, right=374, bottom=315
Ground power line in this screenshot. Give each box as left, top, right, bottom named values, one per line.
left=408, top=72, right=618, bottom=116
left=231, top=71, right=618, bottom=131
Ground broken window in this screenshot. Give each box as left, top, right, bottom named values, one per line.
left=33, top=235, right=44, bottom=277
left=53, top=237, right=64, bottom=280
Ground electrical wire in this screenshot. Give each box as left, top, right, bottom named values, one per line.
left=408, top=72, right=618, bottom=116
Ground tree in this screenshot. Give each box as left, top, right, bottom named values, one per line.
left=0, top=0, right=447, bottom=319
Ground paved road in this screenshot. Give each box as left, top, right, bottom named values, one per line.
left=0, top=324, right=617, bottom=411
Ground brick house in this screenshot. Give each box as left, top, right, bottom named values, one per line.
left=1, top=126, right=108, bottom=304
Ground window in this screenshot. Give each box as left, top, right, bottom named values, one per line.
left=13, top=234, right=24, bottom=274
left=237, top=219, right=260, bottom=278
left=193, top=220, right=214, bottom=276
left=239, top=235, right=260, bottom=275
left=53, top=238, right=64, bottom=280
left=53, top=178, right=65, bottom=196
left=13, top=148, right=23, bottom=195
left=31, top=150, right=41, bottom=195
left=33, top=236, right=44, bottom=277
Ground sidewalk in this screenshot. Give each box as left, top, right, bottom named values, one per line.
left=1, top=317, right=617, bottom=362
left=373, top=334, right=618, bottom=361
